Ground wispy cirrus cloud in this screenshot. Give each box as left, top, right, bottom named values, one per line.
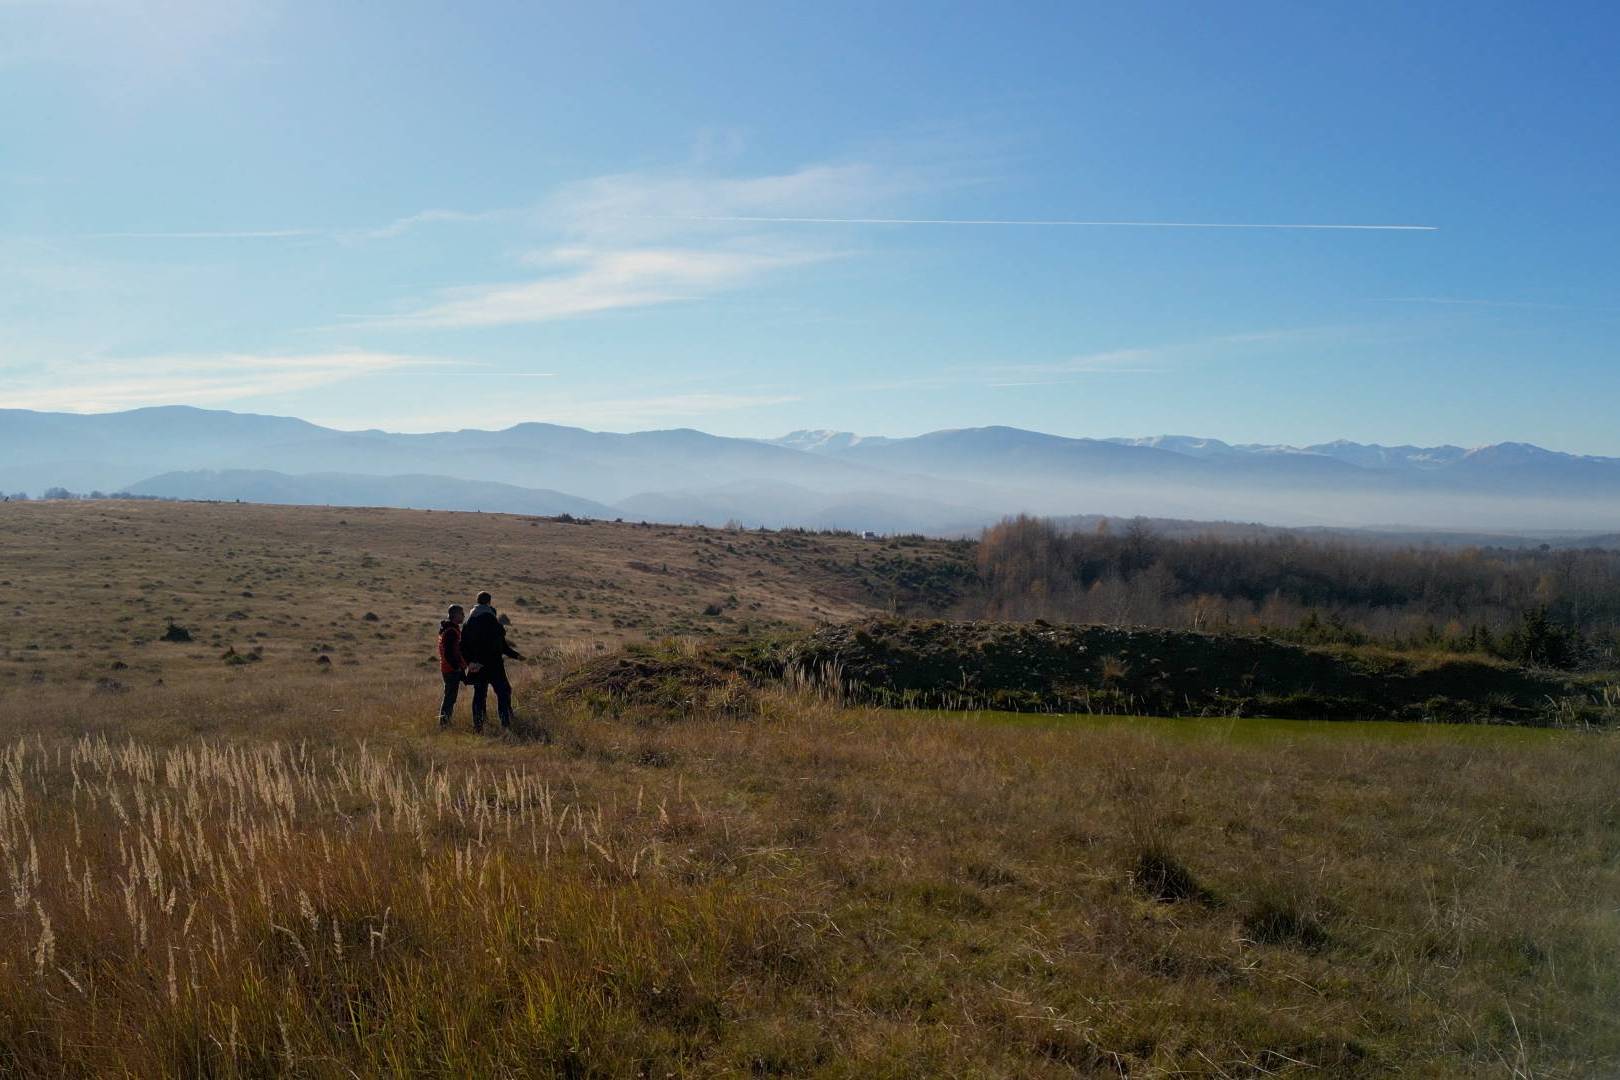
left=356, top=156, right=1432, bottom=333
left=362, top=161, right=901, bottom=329
left=989, top=346, right=1173, bottom=385
left=0, top=350, right=436, bottom=412
left=544, top=162, right=914, bottom=242
left=369, top=244, right=833, bottom=329
left=352, top=208, right=508, bottom=242
left=55, top=156, right=923, bottom=341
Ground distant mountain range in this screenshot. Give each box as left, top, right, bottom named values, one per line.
left=3, top=406, right=1619, bottom=536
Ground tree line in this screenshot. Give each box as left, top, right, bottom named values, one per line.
left=972, top=516, right=1620, bottom=668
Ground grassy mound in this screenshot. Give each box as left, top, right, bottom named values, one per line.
left=537, top=619, right=1601, bottom=726
left=545, top=639, right=764, bottom=721
left=776, top=618, right=1589, bottom=723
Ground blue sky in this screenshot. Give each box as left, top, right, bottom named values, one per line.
left=3, top=1, right=1617, bottom=451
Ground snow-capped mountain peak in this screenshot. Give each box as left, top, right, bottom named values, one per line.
left=771, top=430, right=894, bottom=454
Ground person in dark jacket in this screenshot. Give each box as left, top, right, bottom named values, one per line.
left=436, top=604, right=467, bottom=728
left=460, top=590, right=523, bottom=731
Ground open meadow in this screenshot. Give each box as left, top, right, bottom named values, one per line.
left=1, top=501, right=1616, bottom=1077
left=0, top=499, right=970, bottom=696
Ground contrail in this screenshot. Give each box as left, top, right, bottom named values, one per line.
left=664, top=215, right=1437, bottom=231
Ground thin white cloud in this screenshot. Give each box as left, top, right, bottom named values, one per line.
left=989, top=375, right=1160, bottom=387
left=353, top=209, right=505, bottom=241
left=0, top=350, right=433, bottom=412
left=986, top=346, right=1176, bottom=383
left=371, top=244, right=836, bottom=329
left=546, top=163, right=914, bottom=240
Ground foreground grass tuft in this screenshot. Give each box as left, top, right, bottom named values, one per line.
left=1242, top=887, right=1332, bottom=950
left=1132, top=844, right=1219, bottom=906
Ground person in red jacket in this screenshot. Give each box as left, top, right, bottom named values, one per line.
left=436, top=604, right=467, bottom=729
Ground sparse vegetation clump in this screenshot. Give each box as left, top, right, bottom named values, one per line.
left=546, top=637, right=763, bottom=722
left=1242, top=887, right=1333, bottom=951
left=1131, top=844, right=1218, bottom=905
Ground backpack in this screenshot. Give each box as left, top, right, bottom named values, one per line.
left=460, top=611, right=497, bottom=662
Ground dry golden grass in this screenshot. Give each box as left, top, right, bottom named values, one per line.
left=1, top=502, right=1615, bottom=1076
left=2, top=673, right=1616, bottom=1077
left=0, top=499, right=968, bottom=696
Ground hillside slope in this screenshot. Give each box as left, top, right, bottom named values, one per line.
left=128, top=469, right=617, bottom=518
left=0, top=499, right=974, bottom=695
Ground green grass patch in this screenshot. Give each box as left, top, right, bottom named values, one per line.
left=915, top=708, right=1586, bottom=745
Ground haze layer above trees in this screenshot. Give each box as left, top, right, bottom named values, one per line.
left=5, top=405, right=1620, bottom=535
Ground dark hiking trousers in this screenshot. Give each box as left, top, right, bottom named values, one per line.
left=471, top=664, right=513, bottom=729
left=439, top=673, right=461, bottom=725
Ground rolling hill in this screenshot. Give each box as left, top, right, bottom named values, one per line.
left=126, top=469, right=615, bottom=518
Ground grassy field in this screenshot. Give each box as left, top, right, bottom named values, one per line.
left=1, top=501, right=1616, bottom=1076
left=0, top=499, right=970, bottom=694
left=956, top=709, right=1590, bottom=745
